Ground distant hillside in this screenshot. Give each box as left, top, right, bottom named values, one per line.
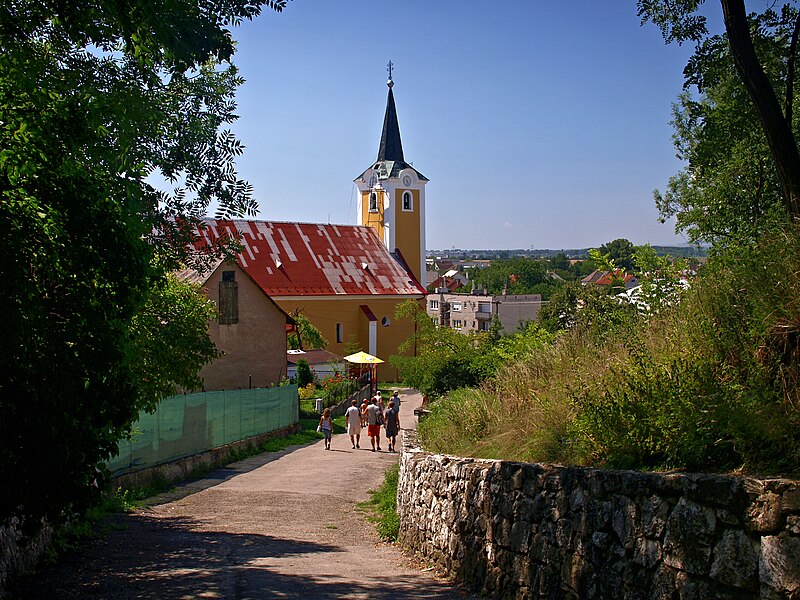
left=428, top=246, right=707, bottom=260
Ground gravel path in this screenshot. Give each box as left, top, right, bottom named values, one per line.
left=10, top=390, right=472, bottom=599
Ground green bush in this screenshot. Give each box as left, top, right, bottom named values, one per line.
left=295, top=359, right=315, bottom=388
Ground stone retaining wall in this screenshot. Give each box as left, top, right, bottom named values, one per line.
left=397, top=431, right=800, bottom=599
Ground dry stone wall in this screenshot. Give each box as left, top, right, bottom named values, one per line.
left=397, top=431, right=800, bottom=599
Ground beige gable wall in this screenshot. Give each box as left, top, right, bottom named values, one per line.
left=200, top=263, right=288, bottom=390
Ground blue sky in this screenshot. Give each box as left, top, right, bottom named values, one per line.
left=227, top=1, right=704, bottom=250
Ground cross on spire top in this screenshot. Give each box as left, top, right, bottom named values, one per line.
left=386, top=60, right=394, bottom=88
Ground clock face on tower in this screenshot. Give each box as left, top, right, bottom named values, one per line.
left=402, top=175, right=412, bottom=187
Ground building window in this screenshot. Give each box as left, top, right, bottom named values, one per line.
left=402, top=191, right=413, bottom=211
left=452, top=319, right=462, bottom=328
left=369, top=192, right=378, bottom=212
left=218, top=271, right=238, bottom=324
left=451, top=301, right=461, bottom=312
left=336, top=323, right=344, bottom=343
left=429, top=299, right=439, bottom=310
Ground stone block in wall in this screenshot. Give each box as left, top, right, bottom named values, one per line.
left=759, top=534, right=800, bottom=595
left=663, top=498, right=717, bottom=575
left=612, top=495, right=640, bottom=551
left=633, top=535, right=662, bottom=569
left=642, top=494, right=670, bottom=539
left=746, top=491, right=783, bottom=533
left=709, top=529, right=758, bottom=591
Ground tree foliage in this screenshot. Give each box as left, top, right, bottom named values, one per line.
left=295, top=359, right=315, bottom=388
left=130, top=274, right=220, bottom=407
left=598, top=238, right=635, bottom=271
left=391, top=300, right=554, bottom=397
left=467, top=257, right=561, bottom=298
left=650, top=7, right=798, bottom=244
left=640, top=0, right=800, bottom=237
left=0, top=0, right=286, bottom=526
left=287, top=310, right=328, bottom=351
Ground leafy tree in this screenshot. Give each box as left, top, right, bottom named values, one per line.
left=639, top=0, right=800, bottom=220
left=598, top=238, right=635, bottom=271
left=287, top=310, right=329, bottom=351
left=390, top=300, right=487, bottom=396
left=0, top=0, right=286, bottom=527
left=130, top=274, right=220, bottom=405
left=649, top=8, right=796, bottom=244
left=469, top=257, right=560, bottom=298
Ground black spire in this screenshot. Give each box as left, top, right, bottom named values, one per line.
left=377, top=80, right=404, bottom=163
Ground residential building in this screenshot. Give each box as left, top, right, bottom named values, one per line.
left=427, top=291, right=545, bottom=334
left=581, top=269, right=639, bottom=289
left=286, top=349, right=345, bottom=380
left=179, top=260, right=295, bottom=391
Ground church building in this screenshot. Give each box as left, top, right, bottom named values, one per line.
left=195, top=72, right=428, bottom=382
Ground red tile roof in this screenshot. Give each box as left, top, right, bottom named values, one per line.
left=427, top=276, right=464, bottom=292
left=581, top=269, right=638, bottom=286
left=195, top=219, right=426, bottom=297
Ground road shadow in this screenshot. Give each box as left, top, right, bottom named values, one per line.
left=8, top=512, right=472, bottom=599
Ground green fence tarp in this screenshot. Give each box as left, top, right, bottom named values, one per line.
left=108, top=385, right=299, bottom=476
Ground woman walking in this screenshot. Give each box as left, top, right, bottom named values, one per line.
left=384, top=400, right=400, bottom=452
left=345, top=399, right=362, bottom=449
left=319, top=407, right=333, bottom=450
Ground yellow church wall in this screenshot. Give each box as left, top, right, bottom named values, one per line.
left=394, top=188, right=422, bottom=283
left=274, top=295, right=421, bottom=382
left=361, top=190, right=385, bottom=241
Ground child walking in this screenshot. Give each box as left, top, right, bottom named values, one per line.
left=319, top=407, right=333, bottom=450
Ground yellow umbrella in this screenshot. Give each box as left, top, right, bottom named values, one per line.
left=343, top=352, right=383, bottom=396
left=343, top=351, right=384, bottom=364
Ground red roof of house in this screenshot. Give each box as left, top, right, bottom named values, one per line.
left=195, top=219, right=426, bottom=297
left=581, top=269, right=637, bottom=286
left=427, top=276, right=463, bottom=292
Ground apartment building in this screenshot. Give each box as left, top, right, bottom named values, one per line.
left=426, top=291, right=545, bottom=334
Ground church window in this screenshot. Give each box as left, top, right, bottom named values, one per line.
left=402, top=191, right=413, bottom=211
left=369, top=192, right=378, bottom=212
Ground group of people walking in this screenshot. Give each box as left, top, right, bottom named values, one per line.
left=318, top=390, right=402, bottom=452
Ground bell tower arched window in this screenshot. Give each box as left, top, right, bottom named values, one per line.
left=369, top=192, right=378, bottom=212
left=402, top=191, right=413, bottom=211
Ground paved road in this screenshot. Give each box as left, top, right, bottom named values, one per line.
left=10, top=391, right=472, bottom=599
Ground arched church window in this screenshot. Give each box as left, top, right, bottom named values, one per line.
left=402, top=191, right=413, bottom=211
left=369, top=192, right=378, bottom=212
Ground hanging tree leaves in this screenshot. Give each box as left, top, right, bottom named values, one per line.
left=0, top=0, right=286, bottom=527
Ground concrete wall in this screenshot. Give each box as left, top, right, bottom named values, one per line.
left=398, top=431, right=800, bottom=599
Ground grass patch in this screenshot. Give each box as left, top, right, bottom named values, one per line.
left=358, top=464, right=399, bottom=542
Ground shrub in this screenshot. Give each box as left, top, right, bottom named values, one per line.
left=295, top=359, right=315, bottom=388
left=419, top=226, right=800, bottom=475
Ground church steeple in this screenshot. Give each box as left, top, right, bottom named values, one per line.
left=377, top=72, right=405, bottom=163
left=355, top=63, right=428, bottom=286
